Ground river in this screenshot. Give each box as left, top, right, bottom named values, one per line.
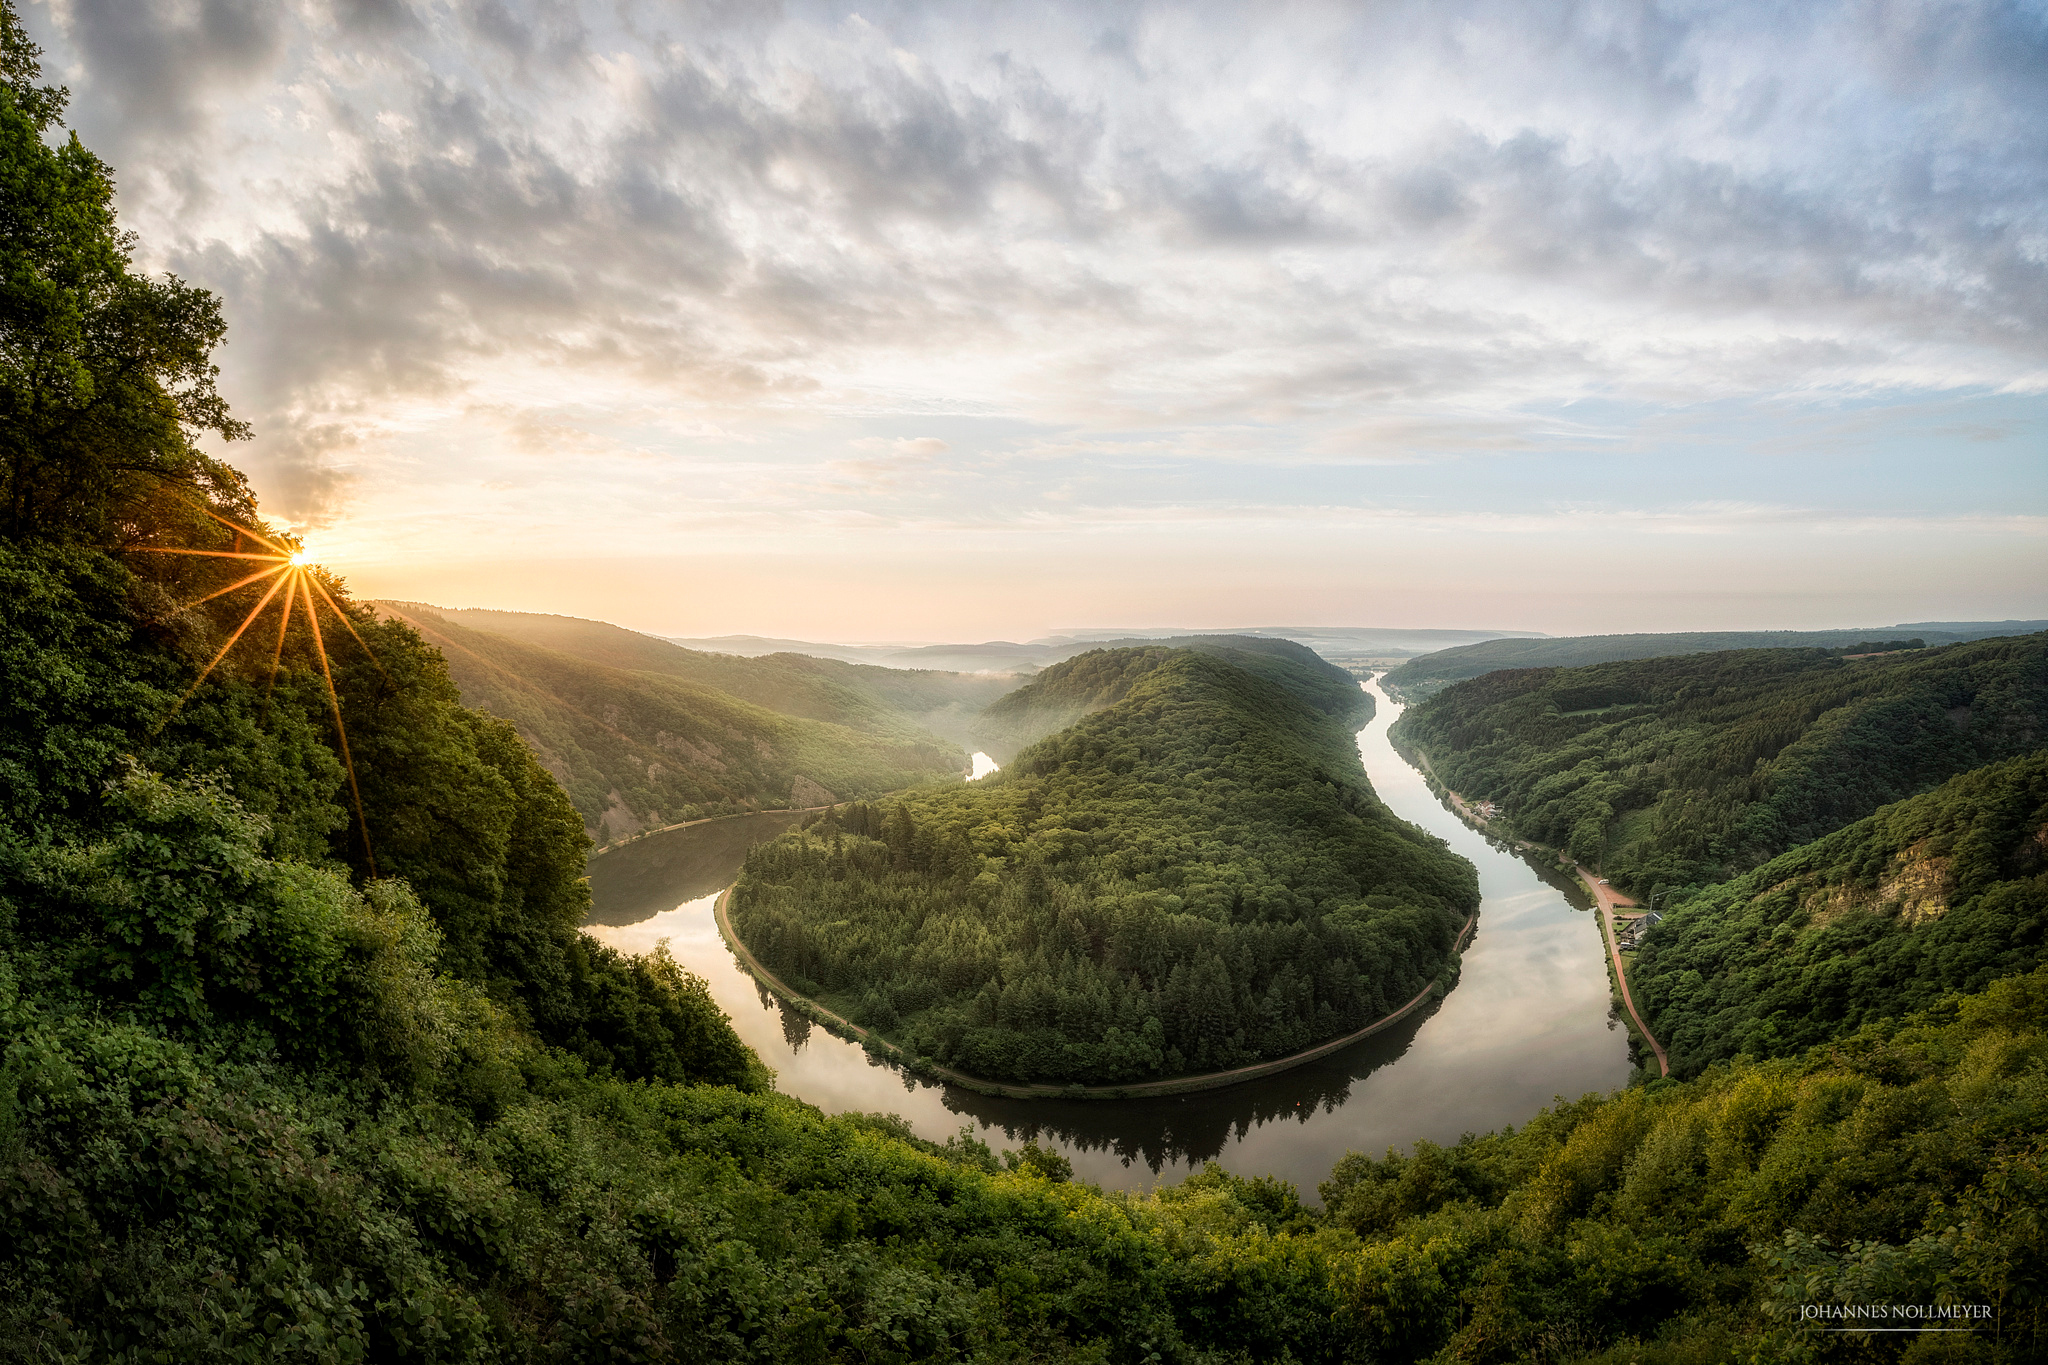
left=584, top=676, right=1631, bottom=1196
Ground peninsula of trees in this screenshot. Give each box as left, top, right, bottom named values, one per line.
left=729, top=645, right=1477, bottom=1084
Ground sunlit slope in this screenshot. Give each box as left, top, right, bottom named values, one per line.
left=1391, top=633, right=2048, bottom=892
left=731, top=648, right=1473, bottom=1085
left=402, top=604, right=1017, bottom=748
left=1383, top=621, right=2048, bottom=700
left=1636, top=751, right=2048, bottom=1077
left=970, top=634, right=1369, bottom=761
left=381, top=604, right=966, bottom=839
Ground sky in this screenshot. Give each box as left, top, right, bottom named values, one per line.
left=25, top=0, right=2048, bottom=641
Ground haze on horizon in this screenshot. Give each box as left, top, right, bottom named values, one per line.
left=27, top=0, right=2047, bottom=642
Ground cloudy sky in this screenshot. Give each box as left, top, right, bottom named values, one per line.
left=27, top=0, right=2048, bottom=639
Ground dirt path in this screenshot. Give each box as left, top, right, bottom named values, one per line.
left=1576, top=866, right=1670, bottom=1077
left=714, top=888, right=1479, bottom=1100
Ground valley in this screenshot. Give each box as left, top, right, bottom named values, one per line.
left=585, top=674, right=1631, bottom=1191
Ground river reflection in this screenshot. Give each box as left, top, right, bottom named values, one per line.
left=584, top=677, right=1630, bottom=1196
left=584, top=810, right=806, bottom=926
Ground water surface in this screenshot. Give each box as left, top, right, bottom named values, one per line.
left=585, top=678, right=1629, bottom=1194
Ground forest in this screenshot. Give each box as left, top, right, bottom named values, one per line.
left=1633, top=751, right=2048, bottom=1078
left=729, top=646, right=1476, bottom=1085
left=1382, top=623, right=2042, bottom=700
left=4, top=10, right=2043, bottom=1358
left=1390, top=636, right=2048, bottom=895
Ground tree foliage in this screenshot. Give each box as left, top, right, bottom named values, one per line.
left=731, top=649, right=1472, bottom=1084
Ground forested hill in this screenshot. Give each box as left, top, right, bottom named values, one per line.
left=730, top=648, right=1474, bottom=1085
left=1390, top=633, right=2048, bottom=893
left=970, top=634, right=1367, bottom=761
left=1383, top=621, right=2048, bottom=699
left=380, top=604, right=968, bottom=841
left=1635, top=751, right=2048, bottom=1077
left=408, top=604, right=1016, bottom=748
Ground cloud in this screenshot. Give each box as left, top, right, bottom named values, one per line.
left=825, top=435, right=953, bottom=490
left=19, top=0, right=2047, bottom=547
left=851, top=436, right=950, bottom=456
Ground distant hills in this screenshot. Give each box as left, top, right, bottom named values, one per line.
left=376, top=607, right=1442, bottom=836
left=1383, top=620, right=2048, bottom=699
left=672, top=624, right=1544, bottom=675
left=376, top=605, right=1006, bottom=842
left=421, top=608, right=1014, bottom=749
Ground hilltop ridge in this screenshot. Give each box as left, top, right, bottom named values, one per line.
left=1385, top=621, right=2048, bottom=699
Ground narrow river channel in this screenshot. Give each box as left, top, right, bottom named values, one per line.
left=585, top=675, right=1631, bottom=1195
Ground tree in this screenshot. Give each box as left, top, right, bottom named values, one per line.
left=0, top=5, right=250, bottom=542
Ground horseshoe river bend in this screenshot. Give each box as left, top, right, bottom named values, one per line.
left=582, top=676, right=1632, bottom=1195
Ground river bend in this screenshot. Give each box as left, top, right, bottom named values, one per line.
left=584, top=677, right=1630, bottom=1194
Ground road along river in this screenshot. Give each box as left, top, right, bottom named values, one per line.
left=584, top=676, right=1630, bottom=1196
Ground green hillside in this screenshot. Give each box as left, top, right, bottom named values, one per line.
left=730, top=648, right=1471, bottom=1084
left=1635, top=751, right=2048, bottom=1076
left=970, top=634, right=1369, bottom=761
left=1391, top=634, right=2048, bottom=892
left=404, top=605, right=1018, bottom=750
left=1383, top=623, right=2047, bottom=700
left=381, top=605, right=967, bottom=841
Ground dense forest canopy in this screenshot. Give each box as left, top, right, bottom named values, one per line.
left=1390, top=635, right=2048, bottom=894
left=380, top=604, right=969, bottom=842
left=730, top=648, right=1474, bottom=1085
left=1383, top=623, right=2047, bottom=700
left=1635, top=751, right=2048, bottom=1077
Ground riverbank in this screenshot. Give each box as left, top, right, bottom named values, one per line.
left=1396, top=733, right=1669, bottom=1076
left=1574, top=867, right=1670, bottom=1077
left=593, top=802, right=836, bottom=855
left=714, top=886, right=1477, bottom=1100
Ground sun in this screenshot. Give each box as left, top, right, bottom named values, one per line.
left=128, top=509, right=385, bottom=876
